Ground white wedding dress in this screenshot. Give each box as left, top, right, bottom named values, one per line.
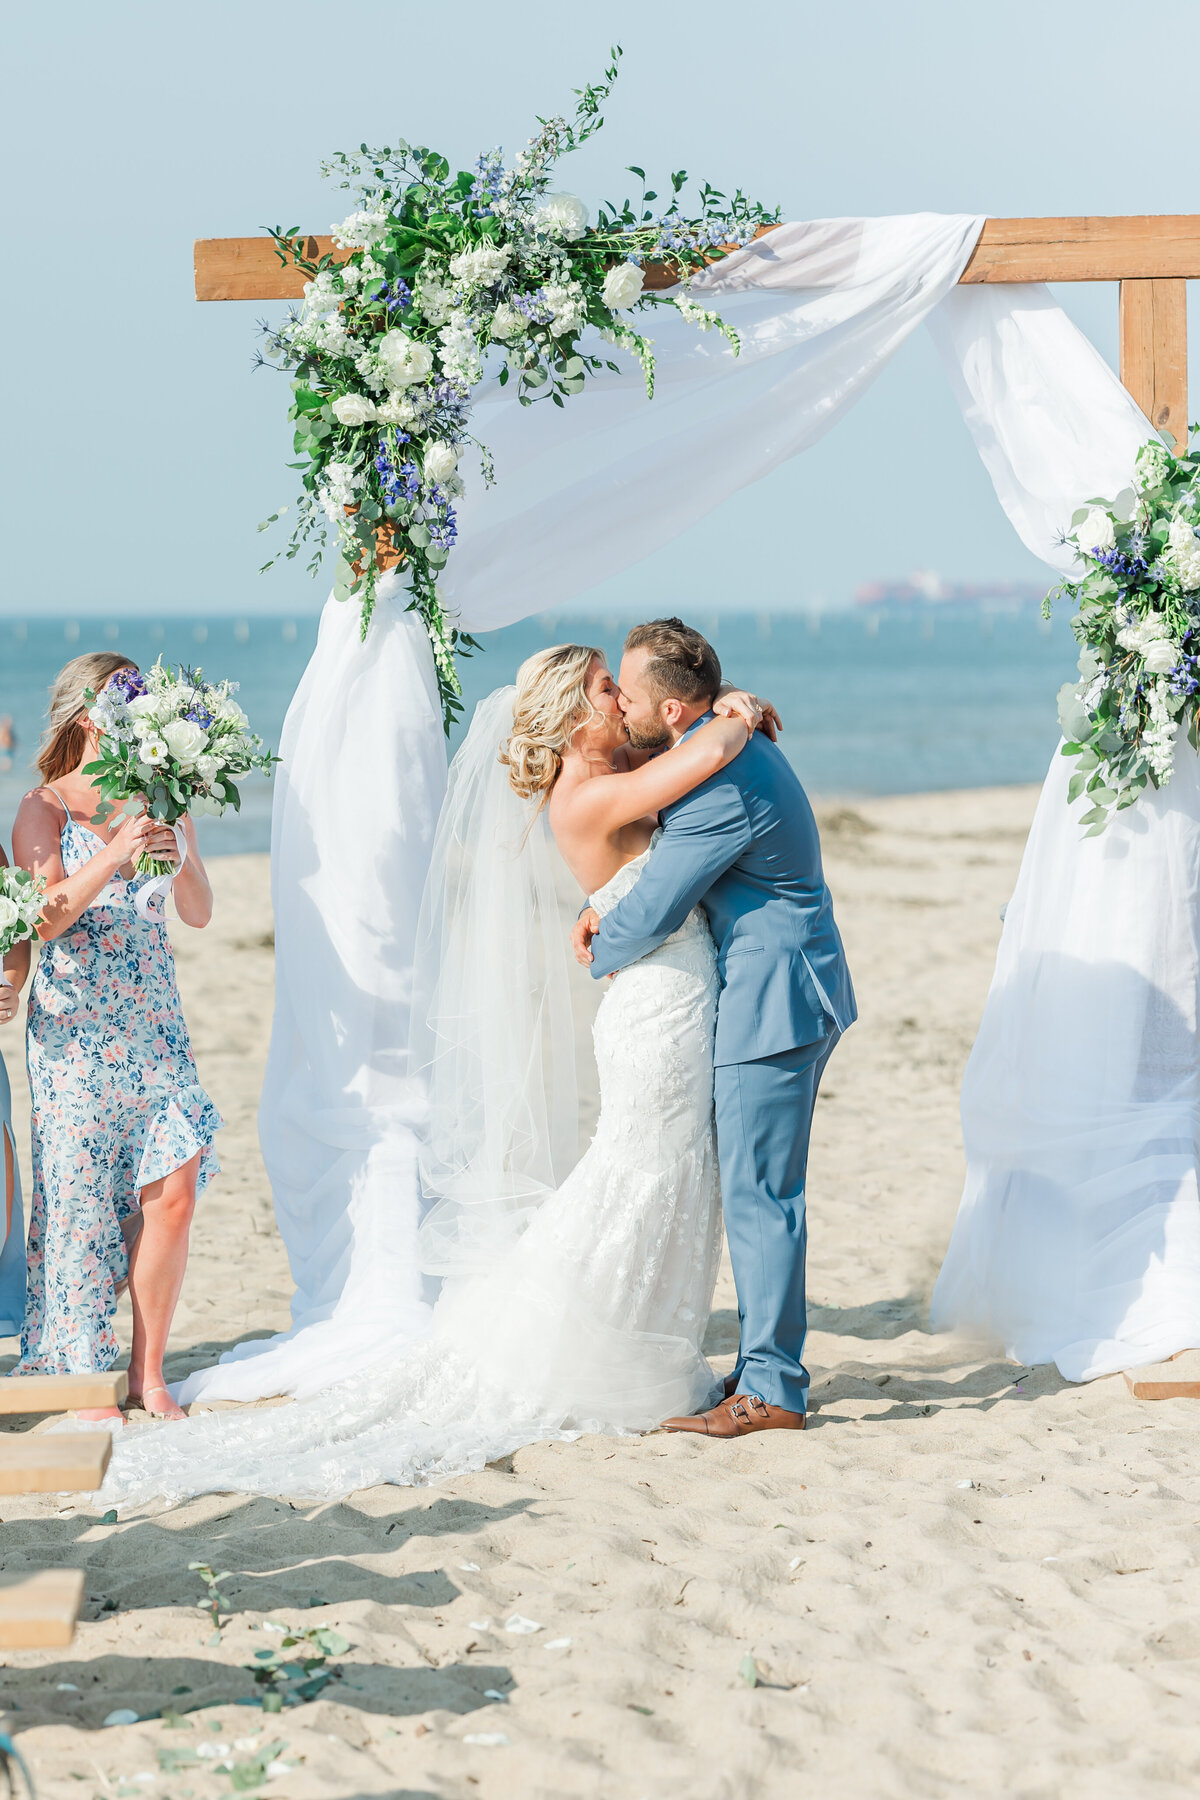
left=102, top=831, right=724, bottom=1509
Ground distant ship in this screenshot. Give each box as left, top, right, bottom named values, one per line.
left=854, top=570, right=1046, bottom=607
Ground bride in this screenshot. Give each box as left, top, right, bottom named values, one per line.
left=102, top=643, right=773, bottom=1506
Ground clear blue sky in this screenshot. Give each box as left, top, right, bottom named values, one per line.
left=5, top=0, right=1200, bottom=616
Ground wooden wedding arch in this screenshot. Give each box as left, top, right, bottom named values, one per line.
left=195, top=215, right=1199, bottom=448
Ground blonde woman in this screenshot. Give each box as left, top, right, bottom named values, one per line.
left=12, top=654, right=222, bottom=1421
left=0, top=842, right=31, bottom=1338
left=99, top=640, right=772, bottom=1506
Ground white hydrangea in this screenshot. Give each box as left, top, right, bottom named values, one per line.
left=300, top=269, right=344, bottom=316
left=317, top=460, right=364, bottom=522
left=602, top=262, right=645, bottom=310
left=376, top=393, right=418, bottom=428
left=1167, top=516, right=1200, bottom=591
left=415, top=265, right=456, bottom=326
left=304, top=315, right=352, bottom=359
left=332, top=392, right=378, bottom=427
left=1076, top=507, right=1116, bottom=553
left=532, top=192, right=588, bottom=241
left=489, top=302, right=527, bottom=341
left=438, top=319, right=482, bottom=387
left=377, top=330, right=435, bottom=390
left=332, top=209, right=391, bottom=250
left=1136, top=441, right=1174, bottom=489
left=448, top=244, right=512, bottom=286
left=542, top=281, right=586, bottom=338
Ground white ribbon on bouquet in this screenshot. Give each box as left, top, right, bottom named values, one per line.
left=132, top=821, right=187, bottom=921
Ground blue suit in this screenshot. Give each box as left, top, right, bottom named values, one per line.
left=589, top=720, right=855, bottom=1414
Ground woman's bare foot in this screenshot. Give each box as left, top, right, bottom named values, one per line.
left=128, top=1383, right=186, bottom=1422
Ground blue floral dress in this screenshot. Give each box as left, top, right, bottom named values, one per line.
left=0, top=1045, right=25, bottom=1338
left=18, top=802, right=222, bottom=1373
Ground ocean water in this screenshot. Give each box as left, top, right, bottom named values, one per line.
left=0, top=607, right=1077, bottom=856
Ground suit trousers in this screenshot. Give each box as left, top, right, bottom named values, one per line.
left=714, top=1032, right=839, bottom=1416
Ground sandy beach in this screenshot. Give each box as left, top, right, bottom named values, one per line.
left=4, top=784, right=1200, bottom=1799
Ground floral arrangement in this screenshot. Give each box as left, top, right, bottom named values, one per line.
left=0, top=866, right=45, bottom=969
left=86, top=661, right=278, bottom=877
left=1051, top=436, right=1200, bottom=832
left=255, top=47, right=778, bottom=727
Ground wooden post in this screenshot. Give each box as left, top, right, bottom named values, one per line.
left=1120, top=277, right=1188, bottom=450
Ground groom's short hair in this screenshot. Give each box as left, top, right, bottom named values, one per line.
left=624, top=618, right=722, bottom=708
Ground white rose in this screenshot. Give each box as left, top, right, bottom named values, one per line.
left=1142, top=640, right=1180, bottom=675
left=489, top=302, right=526, bottom=341
left=424, top=441, right=459, bottom=484
left=0, top=897, right=18, bottom=934
left=127, top=693, right=162, bottom=722
left=162, top=719, right=208, bottom=766
left=377, top=330, right=435, bottom=390
left=331, top=392, right=378, bottom=427
left=1117, top=611, right=1161, bottom=652
left=532, top=192, right=588, bottom=241
left=194, top=754, right=221, bottom=788
left=139, top=737, right=169, bottom=766
left=601, top=261, right=645, bottom=311
left=1076, top=507, right=1116, bottom=553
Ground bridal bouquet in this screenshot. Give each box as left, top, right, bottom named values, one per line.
left=0, top=866, right=45, bottom=972
left=86, top=662, right=278, bottom=877
left=1051, top=437, right=1200, bottom=832
left=255, top=46, right=777, bottom=726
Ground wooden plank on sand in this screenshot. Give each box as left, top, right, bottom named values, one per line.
left=1124, top=1348, right=1200, bottom=1400
left=0, top=1569, right=85, bottom=1650
left=0, top=1433, right=111, bottom=1493
left=0, top=1371, right=127, bottom=1415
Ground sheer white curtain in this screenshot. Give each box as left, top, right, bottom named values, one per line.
left=182, top=212, right=1166, bottom=1402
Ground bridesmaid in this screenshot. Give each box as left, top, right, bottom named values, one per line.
left=12, top=654, right=223, bottom=1421
left=0, top=843, right=30, bottom=1340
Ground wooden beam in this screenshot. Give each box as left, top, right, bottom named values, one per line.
left=195, top=215, right=1200, bottom=302
left=0, top=1432, right=111, bottom=1494
left=0, top=1371, right=127, bottom=1415
left=0, top=1569, right=86, bottom=1650
left=1120, top=277, right=1188, bottom=450
left=960, top=215, right=1200, bottom=284
left=195, top=236, right=344, bottom=301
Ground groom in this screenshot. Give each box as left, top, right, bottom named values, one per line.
left=572, top=618, right=856, bottom=1436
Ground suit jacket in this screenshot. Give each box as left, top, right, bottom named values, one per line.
left=589, top=718, right=856, bottom=1066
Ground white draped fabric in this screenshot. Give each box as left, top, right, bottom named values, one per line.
left=183, top=211, right=1170, bottom=1402
left=931, top=746, right=1200, bottom=1380
left=179, top=592, right=444, bottom=1403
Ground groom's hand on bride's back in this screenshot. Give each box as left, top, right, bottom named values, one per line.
left=572, top=908, right=601, bottom=966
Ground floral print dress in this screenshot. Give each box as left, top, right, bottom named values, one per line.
left=17, top=800, right=222, bottom=1373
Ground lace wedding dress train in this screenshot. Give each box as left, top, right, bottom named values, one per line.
left=102, top=845, right=723, bottom=1508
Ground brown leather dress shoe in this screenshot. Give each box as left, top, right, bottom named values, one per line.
left=661, top=1394, right=806, bottom=1437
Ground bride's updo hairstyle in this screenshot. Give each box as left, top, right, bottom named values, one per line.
left=501, top=642, right=604, bottom=805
